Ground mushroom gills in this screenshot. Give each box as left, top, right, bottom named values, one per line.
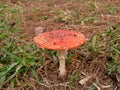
left=57, top=50, right=68, bottom=76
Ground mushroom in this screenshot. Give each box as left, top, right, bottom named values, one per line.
left=34, top=30, right=86, bottom=76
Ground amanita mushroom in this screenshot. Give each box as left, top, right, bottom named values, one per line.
left=34, top=30, right=86, bottom=76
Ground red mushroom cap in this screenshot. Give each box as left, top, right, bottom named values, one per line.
left=34, top=30, right=86, bottom=50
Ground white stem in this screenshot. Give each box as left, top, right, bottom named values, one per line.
left=57, top=50, right=68, bottom=76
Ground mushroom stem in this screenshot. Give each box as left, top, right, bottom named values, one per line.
left=57, top=50, right=68, bottom=76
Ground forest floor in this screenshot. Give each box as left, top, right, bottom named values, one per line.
left=0, top=0, right=120, bottom=90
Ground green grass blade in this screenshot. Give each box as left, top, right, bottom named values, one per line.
left=0, top=62, right=19, bottom=76
left=0, top=75, right=6, bottom=89
left=4, top=63, right=23, bottom=84
left=89, top=35, right=97, bottom=52
left=92, top=35, right=97, bottom=50
left=31, top=68, right=40, bottom=83
left=2, top=48, right=20, bottom=60
left=111, top=46, right=120, bottom=55
left=10, top=79, right=14, bottom=90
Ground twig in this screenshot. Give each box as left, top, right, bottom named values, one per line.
left=93, top=83, right=101, bottom=90
left=51, top=82, right=70, bottom=87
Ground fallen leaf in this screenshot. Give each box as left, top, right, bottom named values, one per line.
left=35, top=27, right=45, bottom=35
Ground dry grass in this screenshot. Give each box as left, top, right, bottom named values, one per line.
left=0, top=0, right=120, bottom=90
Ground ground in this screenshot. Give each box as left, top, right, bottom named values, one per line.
left=0, top=0, right=120, bottom=90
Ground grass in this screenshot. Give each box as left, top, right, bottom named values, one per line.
left=0, top=0, right=120, bottom=90
left=105, top=25, right=120, bottom=75
left=0, top=2, right=41, bottom=89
